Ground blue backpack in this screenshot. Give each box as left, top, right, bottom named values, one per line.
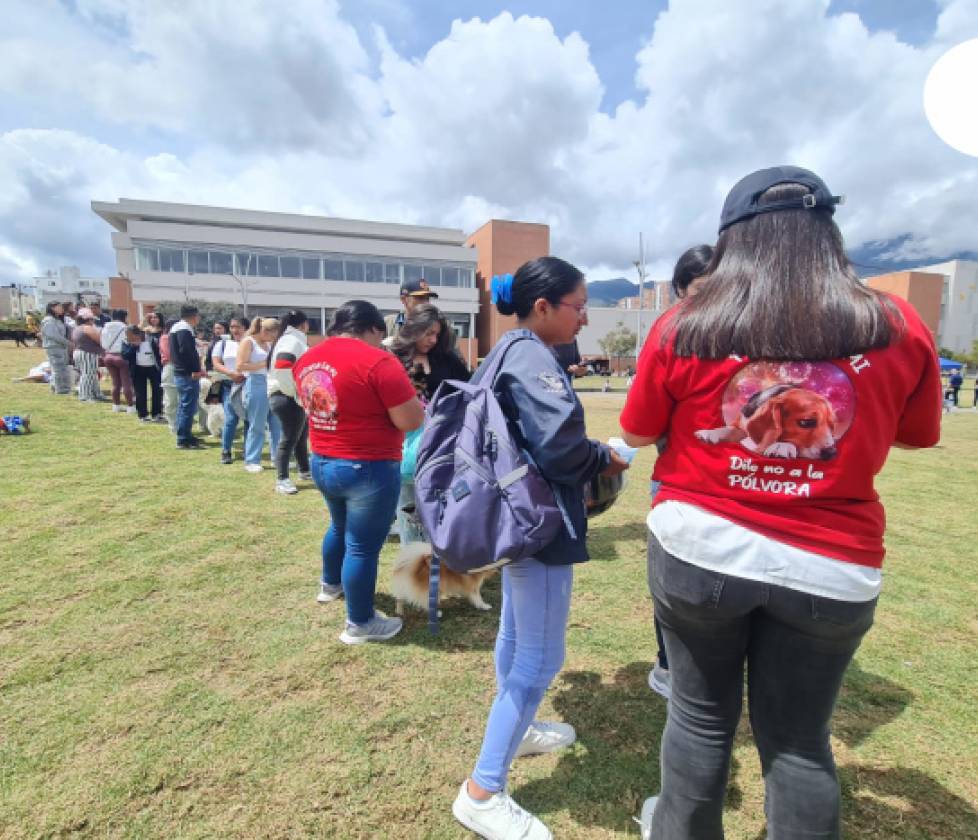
left=414, top=335, right=566, bottom=623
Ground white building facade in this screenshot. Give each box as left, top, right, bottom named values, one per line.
left=914, top=259, right=978, bottom=355
left=32, top=266, right=110, bottom=309
left=91, top=199, right=480, bottom=336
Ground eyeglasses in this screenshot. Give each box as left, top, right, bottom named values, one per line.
left=552, top=301, right=588, bottom=315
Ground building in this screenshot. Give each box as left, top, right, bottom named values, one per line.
left=0, top=285, right=36, bottom=319
left=32, top=266, right=110, bottom=309
left=92, top=199, right=482, bottom=363
left=866, top=260, right=978, bottom=354
left=618, top=283, right=677, bottom=312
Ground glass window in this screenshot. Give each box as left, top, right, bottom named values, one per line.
left=235, top=252, right=257, bottom=275
left=461, top=268, right=474, bottom=288
left=159, top=248, right=185, bottom=272
left=209, top=251, right=233, bottom=275
left=188, top=250, right=209, bottom=274
left=451, top=318, right=470, bottom=338
left=441, top=267, right=460, bottom=288
left=258, top=255, right=280, bottom=277
left=345, top=260, right=364, bottom=283
left=324, top=259, right=344, bottom=281
left=423, top=266, right=441, bottom=286
left=385, top=263, right=401, bottom=284
left=403, top=264, right=423, bottom=284
left=138, top=247, right=159, bottom=271
left=280, top=256, right=301, bottom=278
left=364, top=262, right=384, bottom=283
left=301, top=258, right=321, bottom=280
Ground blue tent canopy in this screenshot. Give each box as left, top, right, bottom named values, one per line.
left=939, top=357, right=963, bottom=371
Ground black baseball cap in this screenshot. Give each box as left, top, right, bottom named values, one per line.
left=399, top=278, right=438, bottom=298
left=718, top=165, right=844, bottom=234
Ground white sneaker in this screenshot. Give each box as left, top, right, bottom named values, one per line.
left=635, top=796, right=658, bottom=840
left=126, top=406, right=138, bottom=414
left=515, top=720, right=576, bottom=758
left=648, top=664, right=672, bottom=700
left=452, top=782, right=552, bottom=840
left=298, top=471, right=312, bottom=482
left=244, top=463, right=263, bottom=473
left=316, top=583, right=343, bottom=603
left=275, top=478, right=298, bottom=495
left=112, top=403, right=124, bottom=413
left=338, top=612, right=403, bottom=645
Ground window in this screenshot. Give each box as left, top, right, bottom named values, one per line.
left=137, top=247, right=159, bottom=271
left=160, top=248, right=185, bottom=272
left=280, top=256, right=301, bottom=278
left=258, top=255, right=280, bottom=277
left=364, top=262, right=384, bottom=283
left=188, top=250, right=209, bottom=274
left=403, top=264, right=423, bottom=284
left=345, top=260, right=364, bottom=283
left=235, top=252, right=257, bottom=276
left=451, top=318, right=470, bottom=338
left=423, top=266, right=441, bottom=286
left=209, top=251, right=233, bottom=275
left=441, top=267, right=460, bottom=288
left=385, top=263, right=401, bottom=284
left=301, top=258, right=321, bottom=280
left=324, top=259, right=344, bottom=281
left=460, top=268, right=474, bottom=288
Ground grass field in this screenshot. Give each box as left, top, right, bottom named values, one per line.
left=1, top=345, right=976, bottom=839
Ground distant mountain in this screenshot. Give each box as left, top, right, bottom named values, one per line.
left=587, top=276, right=638, bottom=306
left=848, top=236, right=978, bottom=277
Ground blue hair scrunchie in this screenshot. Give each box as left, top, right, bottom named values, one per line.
left=490, top=273, right=514, bottom=305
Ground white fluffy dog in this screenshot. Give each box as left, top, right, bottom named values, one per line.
left=197, top=376, right=226, bottom=437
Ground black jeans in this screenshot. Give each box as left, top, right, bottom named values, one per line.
left=133, top=365, right=162, bottom=419
left=647, top=536, right=876, bottom=840
left=269, top=392, right=309, bottom=480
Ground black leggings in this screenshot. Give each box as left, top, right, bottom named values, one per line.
left=133, top=365, right=162, bottom=419
left=269, top=392, right=309, bottom=480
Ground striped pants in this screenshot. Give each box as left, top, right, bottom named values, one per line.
left=74, top=350, right=101, bottom=401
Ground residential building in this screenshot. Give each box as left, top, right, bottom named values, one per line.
left=0, top=285, right=36, bottom=319
left=32, top=266, right=110, bottom=309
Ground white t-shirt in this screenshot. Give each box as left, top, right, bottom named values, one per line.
left=100, top=321, right=127, bottom=353
left=136, top=339, right=156, bottom=367
left=214, top=338, right=239, bottom=372
left=241, top=338, right=268, bottom=377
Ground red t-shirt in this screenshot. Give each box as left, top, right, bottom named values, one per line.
left=620, top=295, right=941, bottom=568
left=293, top=337, right=416, bottom=461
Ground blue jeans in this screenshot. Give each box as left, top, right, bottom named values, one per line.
left=472, top=558, right=573, bottom=792
left=647, top=536, right=876, bottom=840
left=311, top=456, right=401, bottom=625
left=221, top=381, right=240, bottom=452
left=174, top=372, right=199, bottom=444
left=243, top=374, right=281, bottom=465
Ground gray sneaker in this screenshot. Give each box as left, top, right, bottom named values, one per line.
left=317, top=583, right=343, bottom=603
left=635, top=796, right=658, bottom=840
left=339, top=612, right=403, bottom=645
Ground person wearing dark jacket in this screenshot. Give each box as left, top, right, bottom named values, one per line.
left=169, top=305, right=204, bottom=449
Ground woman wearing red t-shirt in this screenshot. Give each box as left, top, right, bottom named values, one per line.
left=293, top=301, right=424, bottom=645
left=621, top=166, right=941, bottom=840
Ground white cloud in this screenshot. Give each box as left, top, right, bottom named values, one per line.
left=1, top=0, right=978, bottom=285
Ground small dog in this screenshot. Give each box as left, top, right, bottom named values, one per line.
left=197, top=377, right=226, bottom=437
left=696, top=383, right=839, bottom=460
left=391, top=542, right=495, bottom=616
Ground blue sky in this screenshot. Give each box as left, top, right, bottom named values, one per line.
left=0, top=0, right=975, bottom=283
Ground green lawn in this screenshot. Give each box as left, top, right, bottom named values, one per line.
left=1, top=345, right=976, bottom=839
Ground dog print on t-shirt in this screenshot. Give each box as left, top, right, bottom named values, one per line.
left=696, top=361, right=855, bottom=460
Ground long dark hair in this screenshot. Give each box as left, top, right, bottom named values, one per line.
left=391, top=304, right=453, bottom=361
left=268, top=309, right=309, bottom=368
left=496, top=257, right=585, bottom=319
left=44, top=302, right=63, bottom=320
left=668, top=183, right=902, bottom=360
left=327, top=301, right=385, bottom=337
left=672, top=244, right=714, bottom=299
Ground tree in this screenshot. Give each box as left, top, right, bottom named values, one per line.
left=154, top=299, right=241, bottom=338
left=598, top=322, right=638, bottom=370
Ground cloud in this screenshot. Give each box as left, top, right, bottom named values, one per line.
left=1, top=0, right=978, bottom=285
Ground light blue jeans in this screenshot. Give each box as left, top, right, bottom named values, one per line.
left=311, top=456, right=401, bottom=625
left=221, top=381, right=240, bottom=453
left=471, top=558, right=574, bottom=792
left=243, top=374, right=281, bottom=466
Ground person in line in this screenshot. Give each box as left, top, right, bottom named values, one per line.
left=124, top=324, right=164, bottom=423
left=293, top=301, right=424, bottom=644
left=205, top=321, right=228, bottom=374
left=71, top=308, right=104, bottom=403
left=159, top=319, right=179, bottom=434
left=949, top=369, right=963, bottom=406
left=169, top=305, right=205, bottom=450
left=384, top=278, right=439, bottom=341
left=620, top=166, right=942, bottom=840
left=140, top=311, right=165, bottom=336
left=390, top=303, right=470, bottom=543
left=89, top=301, right=111, bottom=328
left=236, top=317, right=282, bottom=472
left=40, top=302, right=72, bottom=395
left=100, top=309, right=136, bottom=414
left=212, top=317, right=249, bottom=464
left=451, top=258, right=629, bottom=840
left=268, top=310, right=311, bottom=495
left=63, top=301, right=78, bottom=331
left=647, top=242, right=715, bottom=702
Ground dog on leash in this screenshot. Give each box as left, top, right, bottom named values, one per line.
left=391, top=542, right=495, bottom=616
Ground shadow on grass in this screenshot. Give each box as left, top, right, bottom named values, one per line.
left=834, top=659, right=913, bottom=747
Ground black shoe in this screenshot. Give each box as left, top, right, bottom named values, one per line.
left=177, top=439, right=204, bottom=450
left=221, top=450, right=232, bottom=464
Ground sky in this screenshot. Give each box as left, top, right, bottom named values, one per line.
left=2, top=0, right=977, bottom=287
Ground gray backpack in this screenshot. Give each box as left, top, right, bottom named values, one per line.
left=414, top=334, right=565, bottom=583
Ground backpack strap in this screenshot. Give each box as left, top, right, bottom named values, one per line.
left=428, top=552, right=441, bottom=635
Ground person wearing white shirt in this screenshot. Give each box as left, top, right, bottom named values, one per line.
left=212, top=317, right=248, bottom=464
left=267, top=310, right=311, bottom=495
